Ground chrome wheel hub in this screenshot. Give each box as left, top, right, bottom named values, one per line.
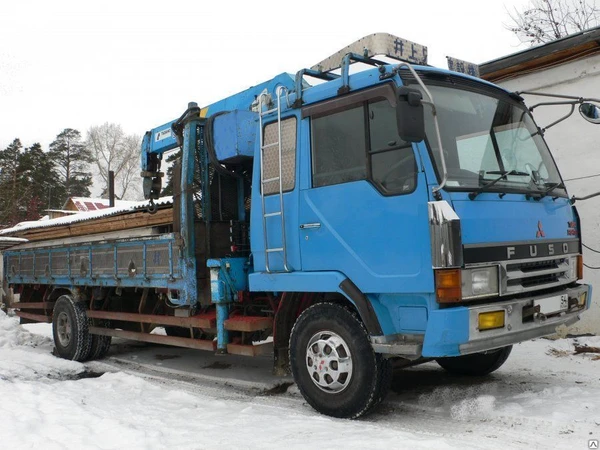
left=306, top=331, right=353, bottom=393
left=56, top=311, right=72, bottom=347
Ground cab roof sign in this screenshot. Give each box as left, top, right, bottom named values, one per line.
left=311, top=33, right=428, bottom=73
left=446, top=56, right=480, bottom=77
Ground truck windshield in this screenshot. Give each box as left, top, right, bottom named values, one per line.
left=419, top=82, right=566, bottom=198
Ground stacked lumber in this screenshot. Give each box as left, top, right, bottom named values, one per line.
left=3, top=207, right=173, bottom=243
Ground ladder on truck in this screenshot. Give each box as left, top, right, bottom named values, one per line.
left=258, top=86, right=291, bottom=273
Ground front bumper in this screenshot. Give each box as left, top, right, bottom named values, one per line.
left=422, top=283, right=591, bottom=357
left=371, top=283, right=591, bottom=358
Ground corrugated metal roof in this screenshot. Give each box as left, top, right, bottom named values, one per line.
left=480, top=26, right=600, bottom=82
left=0, top=197, right=173, bottom=235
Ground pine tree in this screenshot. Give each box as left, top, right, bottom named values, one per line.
left=160, top=149, right=182, bottom=196
left=0, top=139, right=23, bottom=226
left=49, top=128, right=93, bottom=201
left=19, top=143, right=62, bottom=218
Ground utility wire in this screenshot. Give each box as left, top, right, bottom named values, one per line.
left=582, top=243, right=600, bottom=269
left=583, top=242, right=600, bottom=254
left=564, top=173, right=600, bottom=182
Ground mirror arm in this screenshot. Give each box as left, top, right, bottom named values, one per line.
left=538, top=103, right=576, bottom=133
left=571, top=191, right=600, bottom=204
left=395, top=62, right=448, bottom=194
left=517, top=91, right=584, bottom=101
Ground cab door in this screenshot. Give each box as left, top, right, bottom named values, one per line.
left=298, top=86, right=432, bottom=294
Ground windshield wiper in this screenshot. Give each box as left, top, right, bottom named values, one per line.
left=468, top=170, right=530, bottom=200
left=526, top=182, right=566, bottom=200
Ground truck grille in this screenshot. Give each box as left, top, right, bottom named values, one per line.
left=502, top=256, right=574, bottom=295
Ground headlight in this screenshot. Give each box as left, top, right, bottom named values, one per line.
left=462, top=266, right=499, bottom=299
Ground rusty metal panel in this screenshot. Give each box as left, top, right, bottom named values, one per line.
left=91, top=247, right=114, bottom=276
left=18, top=254, right=35, bottom=277
left=70, top=249, right=89, bottom=276
left=35, top=253, right=49, bottom=277
left=146, top=242, right=174, bottom=274
left=51, top=251, right=69, bottom=276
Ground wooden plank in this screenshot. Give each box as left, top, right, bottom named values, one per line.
left=11, top=208, right=173, bottom=242
left=224, top=316, right=273, bottom=332
left=227, top=342, right=273, bottom=357
left=89, top=327, right=216, bottom=351
left=15, top=311, right=51, bottom=323
left=9, top=302, right=54, bottom=310
left=86, top=310, right=216, bottom=328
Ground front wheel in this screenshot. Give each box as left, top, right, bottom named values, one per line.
left=436, top=345, right=513, bottom=376
left=289, top=302, right=391, bottom=418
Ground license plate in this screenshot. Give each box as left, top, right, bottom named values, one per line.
left=534, top=295, right=568, bottom=315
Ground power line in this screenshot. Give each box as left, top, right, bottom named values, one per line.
left=583, top=243, right=600, bottom=254
left=583, top=243, right=600, bottom=270
left=564, top=173, right=600, bottom=182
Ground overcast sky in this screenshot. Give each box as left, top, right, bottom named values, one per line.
left=1, top=0, right=531, bottom=151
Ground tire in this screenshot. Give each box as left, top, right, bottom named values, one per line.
left=289, top=302, right=391, bottom=419
left=436, top=345, right=513, bottom=376
left=87, top=320, right=112, bottom=361
left=52, top=295, right=92, bottom=361
left=87, top=335, right=112, bottom=360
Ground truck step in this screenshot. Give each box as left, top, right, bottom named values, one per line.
left=224, top=316, right=273, bottom=332
left=227, top=342, right=273, bottom=356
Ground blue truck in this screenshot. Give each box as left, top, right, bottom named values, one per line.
left=1, top=33, right=594, bottom=418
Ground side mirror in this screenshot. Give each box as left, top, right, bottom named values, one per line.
left=396, top=87, right=425, bottom=142
left=579, top=102, right=600, bottom=124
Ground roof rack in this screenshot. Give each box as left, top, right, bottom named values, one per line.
left=311, top=33, right=428, bottom=73
left=293, top=33, right=428, bottom=106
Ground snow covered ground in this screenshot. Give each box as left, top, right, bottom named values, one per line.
left=1, top=310, right=599, bottom=450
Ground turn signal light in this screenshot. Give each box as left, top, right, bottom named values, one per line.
left=478, top=311, right=505, bottom=331
left=577, top=255, right=583, bottom=280
left=578, top=291, right=587, bottom=308
left=435, top=269, right=461, bottom=303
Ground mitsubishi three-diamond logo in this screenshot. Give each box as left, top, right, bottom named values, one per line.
left=536, top=221, right=545, bottom=238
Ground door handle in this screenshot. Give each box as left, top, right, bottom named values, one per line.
left=300, top=223, right=321, bottom=229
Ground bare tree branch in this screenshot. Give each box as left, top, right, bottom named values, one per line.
left=505, top=0, right=600, bottom=46
left=86, top=124, right=142, bottom=201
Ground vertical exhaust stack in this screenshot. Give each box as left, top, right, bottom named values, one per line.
left=108, top=170, right=115, bottom=207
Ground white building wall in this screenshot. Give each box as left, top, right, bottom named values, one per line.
left=494, top=54, right=600, bottom=334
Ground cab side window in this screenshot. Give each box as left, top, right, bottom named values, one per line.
left=311, top=106, right=366, bottom=188
left=309, top=92, right=417, bottom=194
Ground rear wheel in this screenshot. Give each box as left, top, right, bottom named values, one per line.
left=52, top=295, right=92, bottom=361
left=289, top=302, right=391, bottom=418
left=436, top=345, right=513, bottom=376
left=87, top=320, right=112, bottom=361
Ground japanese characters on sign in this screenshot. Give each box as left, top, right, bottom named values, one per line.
left=446, top=56, right=480, bottom=77
left=390, top=36, right=428, bottom=65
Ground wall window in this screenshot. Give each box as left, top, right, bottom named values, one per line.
left=262, top=117, right=296, bottom=195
